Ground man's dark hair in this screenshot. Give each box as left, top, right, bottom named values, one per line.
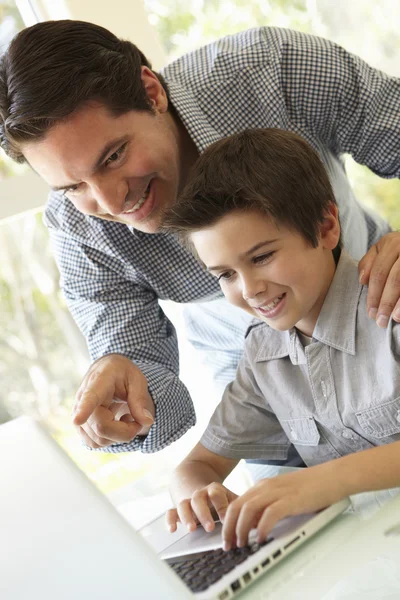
left=164, top=128, right=341, bottom=249
left=0, top=20, right=169, bottom=163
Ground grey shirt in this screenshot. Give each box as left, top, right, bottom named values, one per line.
left=201, top=252, right=400, bottom=466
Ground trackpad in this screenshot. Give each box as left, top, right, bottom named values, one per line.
left=159, top=522, right=223, bottom=560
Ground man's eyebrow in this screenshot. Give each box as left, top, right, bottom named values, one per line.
left=206, top=239, right=278, bottom=271
left=50, top=136, right=128, bottom=192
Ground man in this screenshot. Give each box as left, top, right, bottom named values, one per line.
left=0, top=20, right=399, bottom=455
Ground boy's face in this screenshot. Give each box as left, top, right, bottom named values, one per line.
left=191, top=209, right=337, bottom=336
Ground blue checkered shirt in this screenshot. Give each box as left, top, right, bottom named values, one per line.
left=44, top=27, right=396, bottom=453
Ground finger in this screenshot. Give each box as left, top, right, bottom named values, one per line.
left=75, top=425, right=102, bottom=449
left=165, top=508, right=180, bottom=533
left=125, top=374, right=155, bottom=427
left=87, top=407, right=142, bottom=443
left=365, top=250, right=399, bottom=318
left=358, top=244, right=377, bottom=286
left=222, top=499, right=242, bottom=551
left=235, top=498, right=264, bottom=547
left=190, top=489, right=217, bottom=532
left=73, top=380, right=113, bottom=426
left=80, top=420, right=114, bottom=447
left=375, top=260, right=400, bottom=327
left=207, top=483, right=231, bottom=523
left=177, top=499, right=198, bottom=532
left=256, top=502, right=287, bottom=543
left=393, top=298, right=400, bottom=323
left=109, top=400, right=133, bottom=421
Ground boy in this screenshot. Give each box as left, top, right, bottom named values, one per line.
left=163, top=128, right=400, bottom=551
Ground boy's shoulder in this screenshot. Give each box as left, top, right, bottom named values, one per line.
left=244, top=318, right=289, bottom=363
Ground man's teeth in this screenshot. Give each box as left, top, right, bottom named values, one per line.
left=261, top=294, right=284, bottom=311
left=124, top=185, right=150, bottom=213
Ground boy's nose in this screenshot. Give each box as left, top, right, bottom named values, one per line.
left=241, top=276, right=266, bottom=301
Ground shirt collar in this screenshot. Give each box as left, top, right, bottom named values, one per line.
left=254, top=251, right=362, bottom=364
left=164, top=80, right=222, bottom=153
left=312, top=250, right=362, bottom=354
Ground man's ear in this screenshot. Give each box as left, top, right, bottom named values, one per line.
left=140, top=66, right=169, bottom=113
left=320, top=202, right=341, bottom=250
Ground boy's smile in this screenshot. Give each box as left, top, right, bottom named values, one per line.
left=191, top=209, right=338, bottom=337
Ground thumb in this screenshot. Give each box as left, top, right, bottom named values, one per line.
left=125, top=375, right=154, bottom=426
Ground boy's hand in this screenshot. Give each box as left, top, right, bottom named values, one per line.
left=222, top=467, right=343, bottom=551
left=166, top=483, right=238, bottom=533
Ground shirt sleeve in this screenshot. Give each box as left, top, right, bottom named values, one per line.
left=271, top=27, right=400, bottom=178
left=47, top=224, right=196, bottom=454
left=200, top=343, right=290, bottom=461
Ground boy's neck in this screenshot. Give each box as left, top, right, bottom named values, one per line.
left=295, top=248, right=340, bottom=337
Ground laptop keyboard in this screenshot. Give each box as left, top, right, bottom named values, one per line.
left=166, top=537, right=274, bottom=593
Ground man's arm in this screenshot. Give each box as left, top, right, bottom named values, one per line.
left=275, top=27, right=400, bottom=176
left=274, top=27, right=400, bottom=323
left=46, top=219, right=196, bottom=453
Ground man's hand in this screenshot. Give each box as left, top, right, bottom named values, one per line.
left=359, top=232, right=400, bottom=327
left=166, top=483, right=238, bottom=534
left=221, top=466, right=343, bottom=551
left=72, top=354, right=155, bottom=448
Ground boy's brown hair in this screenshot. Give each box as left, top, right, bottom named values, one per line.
left=164, top=128, right=340, bottom=249
left=0, top=20, right=169, bottom=163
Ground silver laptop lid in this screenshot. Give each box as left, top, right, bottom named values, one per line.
left=0, top=417, right=191, bottom=600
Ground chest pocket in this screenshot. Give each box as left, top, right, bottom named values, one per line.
left=356, top=397, right=400, bottom=439
left=280, top=416, right=320, bottom=446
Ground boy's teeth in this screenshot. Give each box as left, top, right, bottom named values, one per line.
left=263, top=294, right=283, bottom=310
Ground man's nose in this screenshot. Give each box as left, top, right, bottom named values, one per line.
left=90, top=179, right=128, bottom=216
left=241, top=274, right=266, bottom=301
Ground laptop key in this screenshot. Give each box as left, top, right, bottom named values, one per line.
left=168, top=540, right=271, bottom=593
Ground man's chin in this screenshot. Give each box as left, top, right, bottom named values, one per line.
left=93, top=212, right=163, bottom=234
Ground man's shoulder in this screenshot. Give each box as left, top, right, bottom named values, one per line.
left=43, top=191, right=135, bottom=253
left=162, top=27, right=318, bottom=88
left=44, top=191, right=86, bottom=233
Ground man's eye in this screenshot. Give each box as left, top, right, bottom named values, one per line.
left=105, top=144, right=127, bottom=166
left=63, top=186, right=79, bottom=196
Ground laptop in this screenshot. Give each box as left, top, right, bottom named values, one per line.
left=0, top=417, right=349, bottom=600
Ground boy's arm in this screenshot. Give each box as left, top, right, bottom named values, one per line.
left=167, top=442, right=239, bottom=533
left=222, top=440, right=400, bottom=550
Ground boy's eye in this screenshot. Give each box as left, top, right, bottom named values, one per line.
left=217, top=271, right=234, bottom=282
left=105, top=143, right=127, bottom=166
left=253, top=251, right=274, bottom=264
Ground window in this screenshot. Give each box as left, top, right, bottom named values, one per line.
left=145, top=0, right=400, bottom=229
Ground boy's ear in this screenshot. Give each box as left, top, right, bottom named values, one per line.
left=319, top=202, right=340, bottom=250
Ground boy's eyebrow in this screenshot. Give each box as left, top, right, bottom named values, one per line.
left=206, top=239, right=278, bottom=271
left=50, top=136, right=128, bottom=192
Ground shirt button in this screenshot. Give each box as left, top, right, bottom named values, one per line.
left=396, top=411, right=400, bottom=423
left=290, top=429, right=298, bottom=440
left=341, top=430, right=353, bottom=440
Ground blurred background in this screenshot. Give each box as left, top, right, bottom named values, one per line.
left=0, top=0, right=399, bottom=508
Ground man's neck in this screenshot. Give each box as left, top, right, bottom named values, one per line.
left=172, top=109, right=199, bottom=194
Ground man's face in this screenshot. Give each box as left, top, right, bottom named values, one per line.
left=21, top=74, right=192, bottom=233
left=191, top=209, right=337, bottom=337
